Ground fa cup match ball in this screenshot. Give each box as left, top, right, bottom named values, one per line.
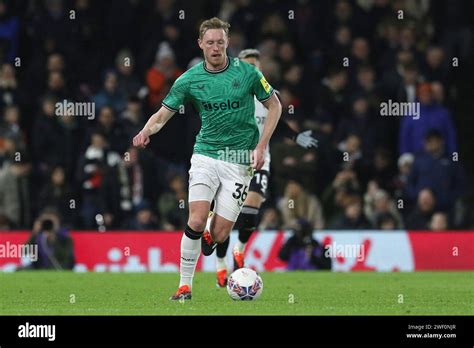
left=227, top=268, right=263, bottom=301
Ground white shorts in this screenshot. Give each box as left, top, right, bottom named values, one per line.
left=188, top=154, right=254, bottom=222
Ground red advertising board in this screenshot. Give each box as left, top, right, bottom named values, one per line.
left=0, top=230, right=473, bottom=272
left=408, top=232, right=474, bottom=270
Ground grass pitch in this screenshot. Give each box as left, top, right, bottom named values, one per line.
left=0, top=271, right=472, bottom=315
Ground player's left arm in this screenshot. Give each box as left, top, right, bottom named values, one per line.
left=253, top=93, right=281, bottom=170
left=272, top=91, right=318, bottom=149
left=275, top=120, right=318, bottom=149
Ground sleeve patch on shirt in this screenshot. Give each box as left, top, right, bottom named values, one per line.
left=260, top=76, right=271, bottom=93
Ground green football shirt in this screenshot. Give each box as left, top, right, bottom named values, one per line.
left=162, top=56, right=274, bottom=165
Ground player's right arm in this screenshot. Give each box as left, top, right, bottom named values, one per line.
left=132, top=107, right=175, bottom=148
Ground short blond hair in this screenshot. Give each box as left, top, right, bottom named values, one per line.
left=199, top=17, right=230, bottom=39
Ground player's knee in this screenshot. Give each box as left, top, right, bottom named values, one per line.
left=187, top=215, right=207, bottom=232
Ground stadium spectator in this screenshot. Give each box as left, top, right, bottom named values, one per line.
left=314, top=67, right=348, bottom=127
left=393, top=153, right=414, bottom=200
left=77, top=130, right=121, bottom=228
left=0, top=0, right=19, bottom=63
left=123, top=200, right=160, bottom=230
left=277, top=88, right=304, bottom=128
left=422, top=46, right=449, bottom=85
left=0, top=129, right=16, bottom=168
left=429, top=212, right=449, bottom=231
left=278, top=219, right=331, bottom=270
left=381, top=49, right=415, bottom=100
left=120, top=96, right=144, bottom=140
left=38, top=166, right=76, bottom=228
left=66, top=0, right=103, bottom=87
left=120, top=146, right=160, bottom=212
left=0, top=150, right=32, bottom=229
left=44, top=71, right=69, bottom=101
left=355, top=64, right=382, bottom=110
left=145, top=42, right=183, bottom=110
left=32, top=96, right=61, bottom=170
left=92, top=70, right=127, bottom=114
left=258, top=50, right=281, bottom=86
left=329, top=194, right=371, bottom=229
left=373, top=19, right=399, bottom=72
left=258, top=12, right=289, bottom=43
left=349, top=37, right=371, bottom=77
left=282, top=64, right=304, bottom=99
left=0, top=63, right=20, bottom=110
left=334, top=95, right=378, bottom=158
left=336, top=134, right=372, bottom=187
left=323, top=0, right=358, bottom=39
left=375, top=212, right=398, bottom=230
left=367, top=148, right=398, bottom=195
left=431, top=0, right=473, bottom=61
left=258, top=207, right=281, bottom=231
left=55, top=107, right=84, bottom=179
left=115, top=49, right=142, bottom=98
left=46, top=53, right=66, bottom=75
left=21, top=207, right=75, bottom=270
left=322, top=168, right=360, bottom=224
left=277, top=179, right=324, bottom=229
left=157, top=173, right=188, bottom=230
left=0, top=105, right=24, bottom=147
left=430, top=81, right=446, bottom=105
left=405, top=188, right=436, bottom=230
left=91, top=106, right=127, bottom=153
left=406, top=129, right=467, bottom=211
left=364, top=184, right=403, bottom=229
left=278, top=42, right=297, bottom=72
left=29, top=0, right=71, bottom=57
left=331, top=25, right=352, bottom=64
left=399, top=83, right=458, bottom=155
left=227, top=0, right=259, bottom=44
left=397, top=61, right=420, bottom=103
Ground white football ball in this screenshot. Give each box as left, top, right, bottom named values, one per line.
left=227, top=268, right=263, bottom=301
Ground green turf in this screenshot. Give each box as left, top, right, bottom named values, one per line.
left=0, top=271, right=472, bottom=315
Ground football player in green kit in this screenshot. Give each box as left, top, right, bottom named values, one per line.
left=133, top=17, right=282, bottom=300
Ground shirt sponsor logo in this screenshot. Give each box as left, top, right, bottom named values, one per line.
left=201, top=100, right=240, bottom=111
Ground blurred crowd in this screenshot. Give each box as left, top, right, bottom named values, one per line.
left=0, top=0, right=473, bottom=231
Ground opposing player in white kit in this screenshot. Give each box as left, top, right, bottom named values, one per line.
left=201, top=49, right=318, bottom=287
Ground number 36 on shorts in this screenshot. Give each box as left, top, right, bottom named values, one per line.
left=232, top=183, right=248, bottom=206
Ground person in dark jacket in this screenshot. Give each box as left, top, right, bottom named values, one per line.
left=405, top=188, right=436, bottom=230
left=123, top=200, right=160, bottom=230
left=329, top=194, right=372, bottom=229
left=38, top=166, right=76, bottom=228
left=32, top=96, right=64, bottom=174
left=406, top=129, right=467, bottom=211
left=399, top=83, right=457, bottom=155
left=279, top=219, right=331, bottom=270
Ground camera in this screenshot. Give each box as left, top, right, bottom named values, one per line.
left=41, top=219, right=54, bottom=232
